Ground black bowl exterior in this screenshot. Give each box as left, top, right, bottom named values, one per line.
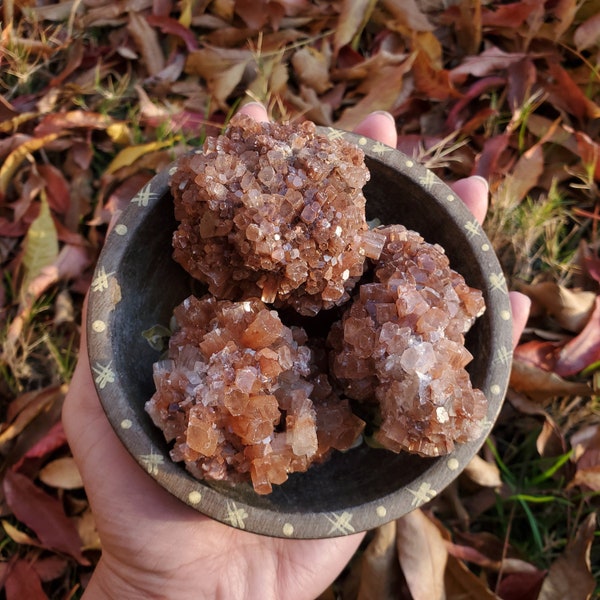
left=87, top=129, right=513, bottom=539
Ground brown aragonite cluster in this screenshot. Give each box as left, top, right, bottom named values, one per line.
left=171, top=113, right=377, bottom=317
left=146, top=115, right=488, bottom=494
left=329, top=225, right=487, bottom=456
left=147, top=295, right=364, bottom=495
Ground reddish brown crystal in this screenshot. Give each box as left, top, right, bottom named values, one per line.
left=329, top=224, right=487, bottom=457
left=146, top=295, right=364, bottom=494
left=171, top=114, right=371, bottom=316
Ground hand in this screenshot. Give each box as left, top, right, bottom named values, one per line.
left=62, top=104, right=530, bottom=600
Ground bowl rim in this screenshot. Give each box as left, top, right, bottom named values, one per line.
left=86, top=127, right=513, bottom=539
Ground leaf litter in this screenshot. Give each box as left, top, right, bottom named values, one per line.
left=1, top=0, right=599, bottom=597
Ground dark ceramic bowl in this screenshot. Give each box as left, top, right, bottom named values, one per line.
left=87, top=128, right=513, bottom=539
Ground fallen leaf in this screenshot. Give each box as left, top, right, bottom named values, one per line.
left=21, top=191, right=59, bottom=302
left=496, top=569, right=547, bottom=600
left=495, top=143, right=544, bottom=207
left=76, top=509, right=102, bottom=551
left=334, top=0, right=375, bottom=53
left=39, top=457, right=84, bottom=490
left=0, top=134, right=61, bottom=197
left=462, top=454, right=503, bottom=488
left=4, top=559, right=47, bottom=600
left=34, top=111, right=112, bottom=136
left=555, top=296, right=600, bottom=376
left=480, top=1, right=538, bottom=29
left=506, top=390, right=567, bottom=458
left=380, top=0, right=434, bottom=32
left=3, top=470, right=88, bottom=565
left=185, top=46, right=252, bottom=109
left=574, top=11, right=600, bottom=51
left=0, top=386, right=63, bottom=453
left=146, top=14, right=199, bottom=51
left=396, top=509, right=447, bottom=600
left=509, top=358, right=591, bottom=400
left=444, top=552, right=498, bottom=599
left=127, top=12, right=165, bottom=76
left=105, top=138, right=180, bottom=174
left=537, top=513, right=597, bottom=600
left=291, top=46, right=332, bottom=95
left=32, top=555, right=69, bottom=583
left=356, top=521, right=400, bottom=600
left=2, top=519, right=43, bottom=548
left=520, top=282, right=596, bottom=334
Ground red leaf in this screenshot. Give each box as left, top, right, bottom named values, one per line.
left=146, top=15, right=199, bottom=51
left=5, top=559, right=48, bottom=600
left=3, top=471, right=88, bottom=565
left=496, top=569, right=547, bottom=600
left=23, top=421, right=67, bottom=460
left=555, top=296, right=600, bottom=376
left=474, top=132, right=510, bottom=180
left=37, top=164, right=70, bottom=215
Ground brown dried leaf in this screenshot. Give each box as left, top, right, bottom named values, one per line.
left=127, top=12, right=165, bottom=76
left=0, top=134, right=61, bottom=197
left=0, top=386, right=63, bottom=453
left=509, top=358, right=591, bottom=400
left=185, top=46, right=251, bottom=108
left=39, top=457, right=83, bottom=490
left=396, top=509, right=447, bottom=600
left=462, top=454, right=502, bottom=488
left=335, top=52, right=414, bottom=130
left=2, top=519, right=43, bottom=548
left=520, top=282, right=596, bottom=334
left=381, top=0, right=434, bottom=32
left=495, top=143, right=544, bottom=206
left=334, top=0, right=374, bottom=52
left=444, top=552, right=498, bottom=599
left=76, top=509, right=101, bottom=551
left=291, top=47, right=332, bottom=94
left=574, top=11, right=600, bottom=51
left=356, top=521, right=400, bottom=600
left=538, top=513, right=597, bottom=600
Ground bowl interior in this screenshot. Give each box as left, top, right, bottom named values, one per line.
left=87, top=130, right=513, bottom=538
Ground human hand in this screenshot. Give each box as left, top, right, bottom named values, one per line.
left=62, top=104, right=530, bottom=600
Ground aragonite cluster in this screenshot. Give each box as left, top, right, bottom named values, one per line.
left=329, top=225, right=487, bottom=457
left=171, top=113, right=381, bottom=316
left=146, top=114, right=488, bottom=494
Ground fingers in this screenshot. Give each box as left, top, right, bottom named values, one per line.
left=238, top=102, right=270, bottom=122
left=509, top=291, right=531, bottom=349
left=450, top=176, right=489, bottom=225
left=353, top=111, right=398, bottom=148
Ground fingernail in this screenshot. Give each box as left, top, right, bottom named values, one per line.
left=241, top=101, right=266, bottom=110
left=470, top=175, right=489, bottom=194
left=371, top=110, right=396, bottom=125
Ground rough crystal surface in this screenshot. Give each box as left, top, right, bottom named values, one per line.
left=171, top=113, right=371, bottom=316
left=146, top=295, right=364, bottom=494
left=148, top=121, right=490, bottom=494
left=329, top=225, right=488, bottom=457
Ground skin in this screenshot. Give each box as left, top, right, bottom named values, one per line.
left=62, top=104, right=531, bottom=599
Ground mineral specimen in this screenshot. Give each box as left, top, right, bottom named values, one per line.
left=329, top=224, right=487, bottom=457
left=148, top=118, right=489, bottom=495
left=171, top=113, right=374, bottom=316
left=145, top=295, right=364, bottom=495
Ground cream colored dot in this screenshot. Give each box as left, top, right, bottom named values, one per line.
left=92, top=320, right=106, bottom=333
left=282, top=523, right=294, bottom=536
left=491, top=384, right=501, bottom=395
left=501, top=309, right=511, bottom=321
left=405, top=160, right=414, bottom=168
left=446, top=194, right=455, bottom=202
left=358, top=137, right=367, bottom=145
left=447, top=458, right=460, bottom=471
left=188, top=490, right=202, bottom=505
left=120, top=419, right=132, bottom=430
left=376, top=506, right=387, bottom=518
left=115, top=223, right=128, bottom=235
left=481, top=243, right=490, bottom=251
